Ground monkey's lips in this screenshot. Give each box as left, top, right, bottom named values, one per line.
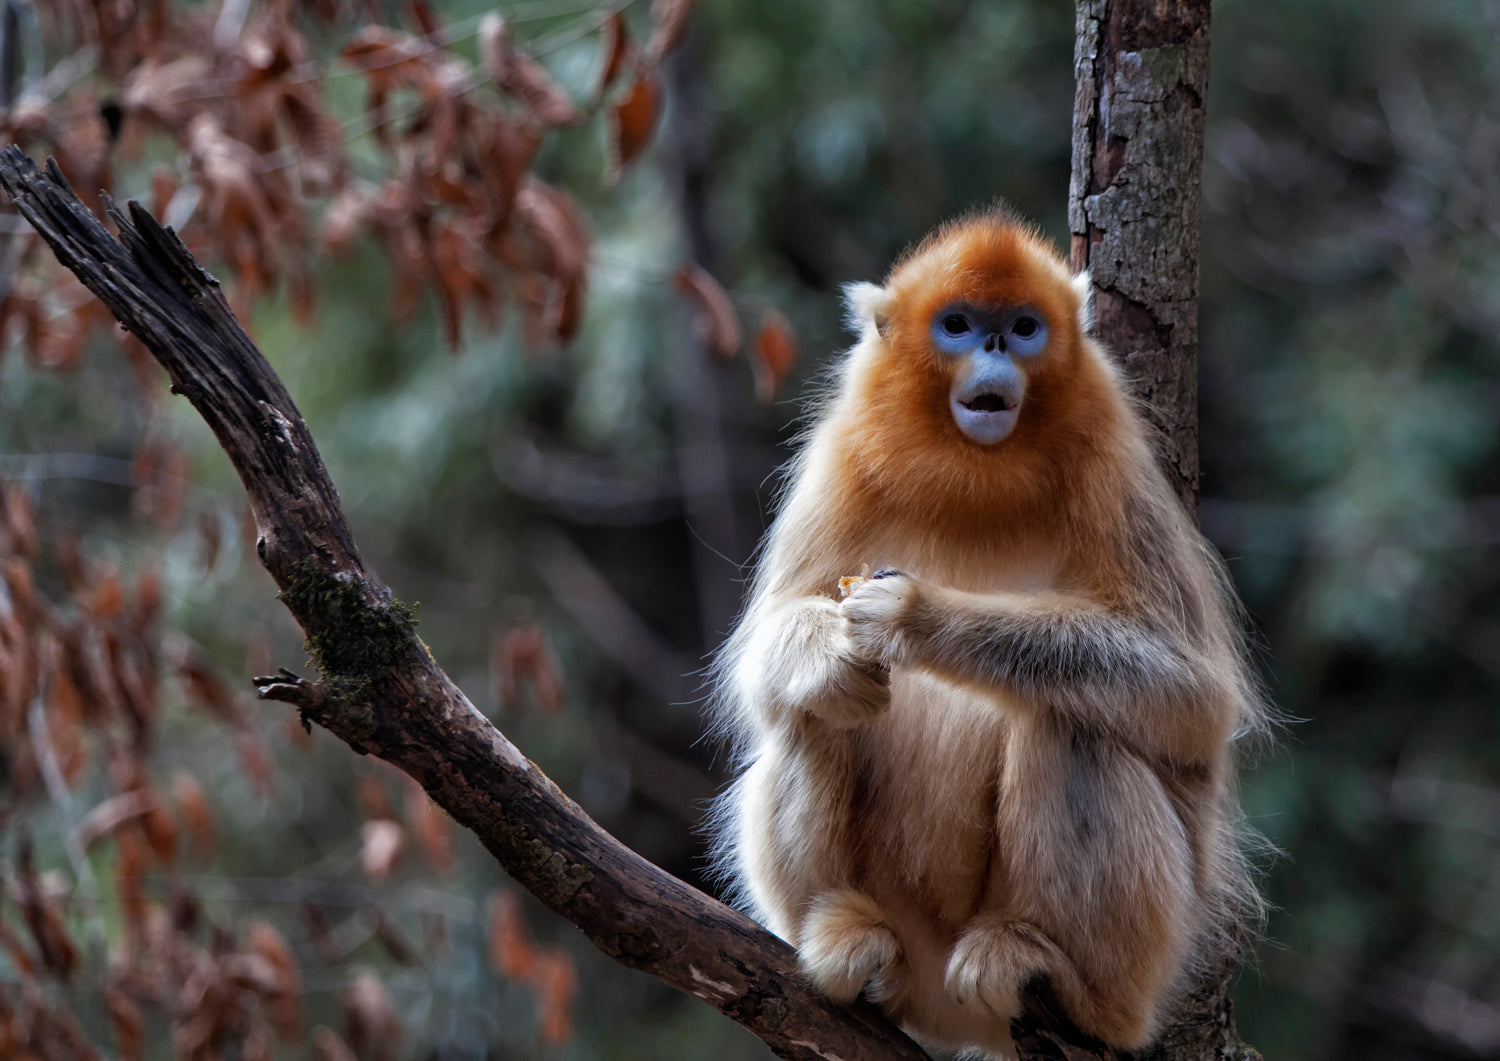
left=951, top=387, right=1022, bottom=445
left=960, top=393, right=1015, bottom=414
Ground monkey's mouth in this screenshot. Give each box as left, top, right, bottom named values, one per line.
left=960, top=393, right=1015, bottom=413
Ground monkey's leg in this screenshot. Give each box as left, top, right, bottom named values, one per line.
left=963, top=741, right=1193, bottom=1049
left=799, top=889, right=908, bottom=1006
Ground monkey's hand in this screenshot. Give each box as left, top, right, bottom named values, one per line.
left=840, top=569, right=922, bottom=668
left=731, top=596, right=892, bottom=727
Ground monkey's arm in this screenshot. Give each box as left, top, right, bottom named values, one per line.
left=722, top=595, right=891, bottom=730
left=840, top=573, right=1228, bottom=759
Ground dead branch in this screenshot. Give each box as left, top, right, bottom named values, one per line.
left=0, top=147, right=926, bottom=1061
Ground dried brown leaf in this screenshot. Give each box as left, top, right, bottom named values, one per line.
left=247, top=920, right=302, bottom=1039
left=480, top=14, right=583, bottom=127
left=92, top=568, right=124, bottom=620
left=105, top=986, right=144, bottom=1061
left=312, top=1026, right=359, bottom=1061
left=608, top=64, right=660, bottom=178
left=72, top=790, right=154, bottom=852
left=119, top=56, right=211, bottom=131
left=485, top=890, right=537, bottom=980
left=17, top=840, right=78, bottom=981
left=751, top=310, right=799, bottom=403
left=172, top=770, right=216, bottom=859
left=477, top=13, right=512, bottom=85
left=595, top=12, right=633, bottom=97
left=534, top=950, right=577, bottom=1045
left=2, top=486, right=37, bottom=559
left=0, top=921, right=37, bottom=976
left=114, top=830, right=149, bottom=929
left=360, top=819, right=406, bottom=881
left=647, top=0, right=697, bottom=60
left=236, top=728, right=275, bottom=795
left=132, top=565, right=162, bottom=639
left=176, top=648, right=240, bottom=725
left=675, top=264, right=741, bottom=359
left=492, top=624, right=563, bottom=715
left=404, top=780, right=455, bottom=874
left=301, top=904, right=342, bottom=965
left=407, top=0, right=443, bottom=38
left=343, top=970, right=400, bottom=1061
left=365, top=908, right=418, bottom=966
left=357, top=774, right=397, bottom=822
left=509, top=54, right=586, bottom=127
left=515, top=179, right=590, bottom=343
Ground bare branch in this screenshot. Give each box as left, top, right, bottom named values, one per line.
left=0, top=146, right=929, bottom=1061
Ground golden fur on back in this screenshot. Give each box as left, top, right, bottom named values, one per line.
left=710, top=210, right=1264, bottom=1056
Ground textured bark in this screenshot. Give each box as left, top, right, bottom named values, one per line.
left=0, top=148, right=929, bottom=1061
left=1019, top=2, right=1265, bottom=1059
left=1069, top=0, right=1210, bottom=508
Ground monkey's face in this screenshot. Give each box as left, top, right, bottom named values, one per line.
left=840, top=216, right=1110, bottom=527
left=929, top=303, right=1049, bottom=445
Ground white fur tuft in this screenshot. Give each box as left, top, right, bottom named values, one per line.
left=843, top=282, right=894, bottom=335
left=1071, top=270, right=1094, bottom=334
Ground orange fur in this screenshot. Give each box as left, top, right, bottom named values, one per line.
left=710, top=210, right=1265, bottom=1057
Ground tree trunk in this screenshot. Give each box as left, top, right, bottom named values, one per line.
left=1014, top=2, right=1265, bottom=1059
left=1069, top=0, right=1210, bottom=510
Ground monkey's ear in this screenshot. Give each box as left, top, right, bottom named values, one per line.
left=1071, top=271, right=1095, bottom=335
left=843, top=282, right=894, bottom=337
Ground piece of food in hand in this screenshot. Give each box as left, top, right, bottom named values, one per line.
left=838, top=566, right=873, bottom=598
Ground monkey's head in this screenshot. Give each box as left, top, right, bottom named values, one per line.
left=836, top=209, right=1120, bottom=525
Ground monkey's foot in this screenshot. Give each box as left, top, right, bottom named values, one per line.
left=945, top=916, right=1078, bottom=1020
left=798, top=890, right=906, bottom=1004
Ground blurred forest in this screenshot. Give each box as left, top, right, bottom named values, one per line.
left=1, top=0, right=1498, bottom=1059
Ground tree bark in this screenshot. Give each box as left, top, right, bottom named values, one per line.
left=1024, top=2, right=1264, bottom=1059
left=1069, top=0, right=1210, bottom=509
left=0, top=148, right=928, bottom=1061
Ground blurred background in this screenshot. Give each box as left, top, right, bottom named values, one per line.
left=1, top=0, right=1497, bottom=1058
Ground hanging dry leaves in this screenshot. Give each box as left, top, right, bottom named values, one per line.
left=16, top=840, right=79, bottom=981
left=479, top=14, right=584, bottom=129
left=595, top=12, right=633, bottom=98
left=675, top=264, right=742, bottom=359
left=751, top=310, right=799, bottom=403
left=514, top=178, right=590, bottom=343
left=492, top=623, right=563, bottom=715
left=484, top=890, right=577, bottom=1044
left=608, top=63, right=661, bottom=180
left=343, top=970, right=401, bottom=1061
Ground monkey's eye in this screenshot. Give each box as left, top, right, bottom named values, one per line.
left=1012, top=316, right=1040, bottom=339
left=940, top=314, right=970, bottom=337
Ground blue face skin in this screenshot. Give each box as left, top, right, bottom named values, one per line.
left=930, top=304, right=1048, bottom=445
